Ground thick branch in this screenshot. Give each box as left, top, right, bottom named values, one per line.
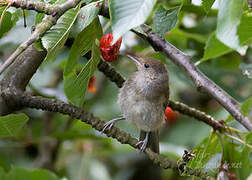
left=12, top=0, right=60, bottom=14
left=0, top=45, right=211, bottom=179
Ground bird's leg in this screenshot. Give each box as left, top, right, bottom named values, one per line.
left=102, top=117, right=125, bottom=133
left=136, top=131, right=150, bottom=152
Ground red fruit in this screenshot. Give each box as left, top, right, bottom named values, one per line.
left=165, top=106, right=178, bottom=124
left=88, top=76, right=96, bottom=93
left=100, top=33, right=122, bottom=62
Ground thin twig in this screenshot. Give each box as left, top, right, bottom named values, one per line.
left=225, top=134, right=252, bottom=149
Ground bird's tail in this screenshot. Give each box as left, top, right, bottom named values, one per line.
left=140, top=130, right=160, bottom=154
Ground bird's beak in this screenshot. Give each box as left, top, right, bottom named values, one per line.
left=127, top=55, right=142, bottom=66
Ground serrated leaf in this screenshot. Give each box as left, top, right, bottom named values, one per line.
left=202, top=0, right=215, bottom=12
left=240, top=63, right=252, bottom=79
left=41, top=1, right=81, bottom=61
left=64, top=18, right=102, bottom=108
left=153, top=5, right=180, bottom=36
left=64, top=18, right=101, bottom=76
left=109, top=0, right=156, bottom=44
left=237, top=12, right=252, bottom=45
left=71, top=0, right=102, bottom=37
left=0, top=113, right=29, bottom=138
left=216, top=0, right=247, bottom=55
left=186, top=133, right=222, bottom=175
left=200, top=32, right=232, bottom=62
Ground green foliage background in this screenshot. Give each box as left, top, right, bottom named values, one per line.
left=0, top=0, right=251, bottom=179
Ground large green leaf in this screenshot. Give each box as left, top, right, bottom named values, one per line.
left=200, top=32, right=232, bottom=62
left=0, top=167, right=60, bottom=180
left=0, top=9, right=18, bottom=39
left=186, top=133, right=222, bottom=176
left=109, top=0, right=156, bottom=43
left=202, top=0, right=215, bottom=12
left=237, top=12, right=252, bottom=45
left=41, top=0, right=81, bottom=61
left=153, top=5, right=180, bottom=36
left=71, top=0, right=103, bottom=37
left=0, top=113, right=29, bottom=138
left=237, top=133, right=252, bottom=180
left=64, top=18, right=101, bottom=76
left=216, top=0, right=247, bottom=55
left=64, top=18, right=102, bottom=108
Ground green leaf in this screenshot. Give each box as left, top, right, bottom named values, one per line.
left=109, top=0, right=156, bottom=43
left=64, top=18, right=102, bottom=107
left=216, top=0, right=247, bottom=55
left=237, top=133, right=252, bottom=179
left=0, top=113, right=29, bottom=138
left=153, top=5, right=180, bottom=36
left=71, top=0, right=102, bottom=37
left=64, top=18, right=101, bottom=76
left=0, top=167, right=60, bottom=180
left=202, top=0, right=215, bottom=12
left=41, top=1, right=81, bottom=61
left=237, top=12, right=252, bottom=45
left=240, top=63, right=252, bottom=79
left=0, top=10, right=18, bottom=39
left=226, top=96, right=252, bottom=122
left=186, top=133, right=222, bottom=175
left=35, top=13, right=45, bottom=25
left=200, top=32, right=232, bottom=62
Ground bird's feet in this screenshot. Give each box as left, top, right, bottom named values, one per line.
left=102, top=117, right=125, bottom=133
left=136, top=132, right=149, bottom=152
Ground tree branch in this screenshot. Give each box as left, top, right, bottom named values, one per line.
left=139, top=24, right=252, bottom=131
left=12, top=0, right=60, bottom=14
left=0, top=45, right=211, bottom=179
left=0, top=0, right=81, bottom=75
left=98, top=1, right=252, bottom=131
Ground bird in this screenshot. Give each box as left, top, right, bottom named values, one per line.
left=102, top=55, right=169, bottom=153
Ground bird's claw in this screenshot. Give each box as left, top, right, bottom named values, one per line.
left=101, top=117, right=125, bottom=134
left=136, top=139, right=148, bottom=152
left=102, top=121, right=115, bottom=133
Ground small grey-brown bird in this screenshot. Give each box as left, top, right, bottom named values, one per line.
left=102, top=55, right=169, bottom=153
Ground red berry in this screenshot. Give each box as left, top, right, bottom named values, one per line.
left=88, top=76, right=96, bottom=93
left=100, top=33, right=122, bottom=62
left=165, top=106, right=178, bottom=124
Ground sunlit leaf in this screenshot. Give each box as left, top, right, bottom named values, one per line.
left=153, top=5, right=180, bottom=36
left=41, top=0, right=81, bottom=61
left=201, top=32, right=232, bottom=62
left=0, top=113, right=29, bottom=138
left=216, top=0, right=247, bottom=55
left=71, top=0, right=102, bottom=37
left=0, top=10, right=18, bottom=39
left=237, top=12, right=252, bottom=45
left=186, top=133, right=222, bottom=176
left=109, top=0, right=156, bottom=44
left=202, top=0, right=215, bottom=12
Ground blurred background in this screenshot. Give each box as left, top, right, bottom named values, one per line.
left=0, top=0, right=251, bottom=179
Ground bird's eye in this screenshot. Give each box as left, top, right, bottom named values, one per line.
left=144, top=63, right=150, bottom=68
